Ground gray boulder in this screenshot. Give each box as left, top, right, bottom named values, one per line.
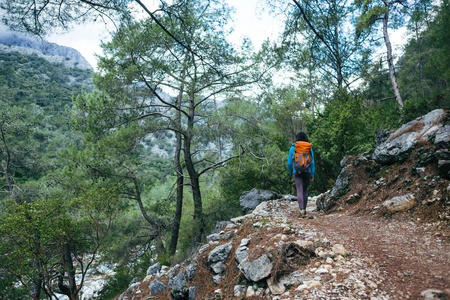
left=435, top=125, right=450, bottom=179
left=375, top=129, right=391, bottom=147
left=434, top=125, right=450, bottom=149
left=382, top=193, right=415, bottom=212
left=146, top=262, right=162, bottom=276
left=372, top=109, right=445, bottom=164
left=212, top=221, right=235, bottom=233
left=129, top=277, right=141, bottom=286
left=186, top=264, right=196, bottom=281
left=213, top=275, right=224, bottom=284
left=149, top=279, right=165, bottom=295
left=208, top=241, right=233, bottom=263
left=235, top=238, right=250, bottom=264
left=436, top=149, right=450, bottom=160
left=206, top=231, right=233, bottom=242
left=317, top=162, right=353, bottom=210
left=208, top=242, right=233, bottom=274
left=240, top=188, right=281, bottom=215
left=210, top=261, right=226, bottom=274
left=238, top=253, right=273, bottom=282
left=168, top=264, right=181, bottom=280
left=283, top=194, right=297, bottom=201
left=189, top=286, right=198, bottom=300
left=168, top=271, right=189, bottom=299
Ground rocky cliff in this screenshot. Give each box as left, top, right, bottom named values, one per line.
left=0, top=31, right=92, bottom=69
left=113, top=109, right=449, bottom=300
left=317, top=108, right=449, bottom=219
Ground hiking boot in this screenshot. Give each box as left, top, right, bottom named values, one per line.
left=299, top=211, right=306, bottom=218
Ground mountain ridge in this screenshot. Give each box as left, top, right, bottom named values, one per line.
left=0, top=31, right=92, bottom=70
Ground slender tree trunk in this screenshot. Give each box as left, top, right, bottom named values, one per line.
left=382, top=7, right=404, bottom=113
left=333, top=11, right=343, bottom=89
left=214, top=98, right=222, bottom=161
left=123, top=165, right=163, bottom=251
left=169, top=130, right=184, bottom=255
left=308, top=47, right=316, bottom=117
left=58, top=243, right=76, bottom=300
left=29, top=262, right=42, bottom=300
left=184, top=94, right=205, bottom=246
left=169, top=76, right=186, bottom=256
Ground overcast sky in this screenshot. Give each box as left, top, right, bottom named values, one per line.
left=45, top=0, right=285, bottom=70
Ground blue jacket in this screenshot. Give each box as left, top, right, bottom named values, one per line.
left=287, top=143, right=315, bottom=177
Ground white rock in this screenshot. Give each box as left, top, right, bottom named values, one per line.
left=315, top=268, right=329, bottom=274
left=267, top=276, right=286, bottom=295
left=323, top=264, right=333, bottom=271
left=317, top=251, right=327, bottom=258
left=335, top=255, right=345, bottom=263
left=332, top=244, right=348, bottom=256
left=295, top=240, right=314, bottom=247
left=246, top=286, right=256, bottom=297
left=421, top=289, right=446, bottom=299
left=296, top=280, right=322, bottom=290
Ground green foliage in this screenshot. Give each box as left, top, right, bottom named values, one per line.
left=307, top=90, right=376, bottom=193
left=221, top=145, right=292, bottom=201
left=0, top=187, right=120, bottom=297
left=0, top=271, right=28, bottom=300
left=285, top=0, right=373, bottom=90
left=0, top=51, right=91, bottom=206
left=0, top=52, right=92, bottom=120
left=217, top=90, right=300, bottom=206
left=356, top=5, right=388, bottom=36
left=397, top=0, right=450, bottom=119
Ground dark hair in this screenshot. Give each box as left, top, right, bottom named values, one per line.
left=295, top=131, right=309, bottom=142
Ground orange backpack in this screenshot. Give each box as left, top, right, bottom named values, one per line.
left=293, top=141, right=312, bottom=172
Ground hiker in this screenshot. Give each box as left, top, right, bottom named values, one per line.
left=287, top=131, right=315, bottom=218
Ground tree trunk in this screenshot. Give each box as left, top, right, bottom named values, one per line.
left=382, top=8, right=404, bottom=113
left=214, top=98, right=222, bottom=161
left=169, top=131, right=183, bottom=255
left=169, top=82, right=185, bottom=256
left=333, top=10, right=343, bottom=89
left=29, top=263, right=42, bottom=300
left=122, top=165, right=162, bottom=251
left=58, top=243, right=76, bottom=300
left=184, top=94, right=205, bottom=246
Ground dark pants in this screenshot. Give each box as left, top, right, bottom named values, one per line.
left=294, top=172, right=311, bottom=210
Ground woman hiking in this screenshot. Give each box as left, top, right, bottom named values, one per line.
left=287, top=132, right=315, bottom=218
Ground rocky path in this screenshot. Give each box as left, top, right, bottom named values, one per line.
left=118, top=198, right=449, bottom=300
left=288, top=201, right=450, bottom=299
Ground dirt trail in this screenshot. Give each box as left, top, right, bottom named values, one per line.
left=291, top=208, right=450, bottom=299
